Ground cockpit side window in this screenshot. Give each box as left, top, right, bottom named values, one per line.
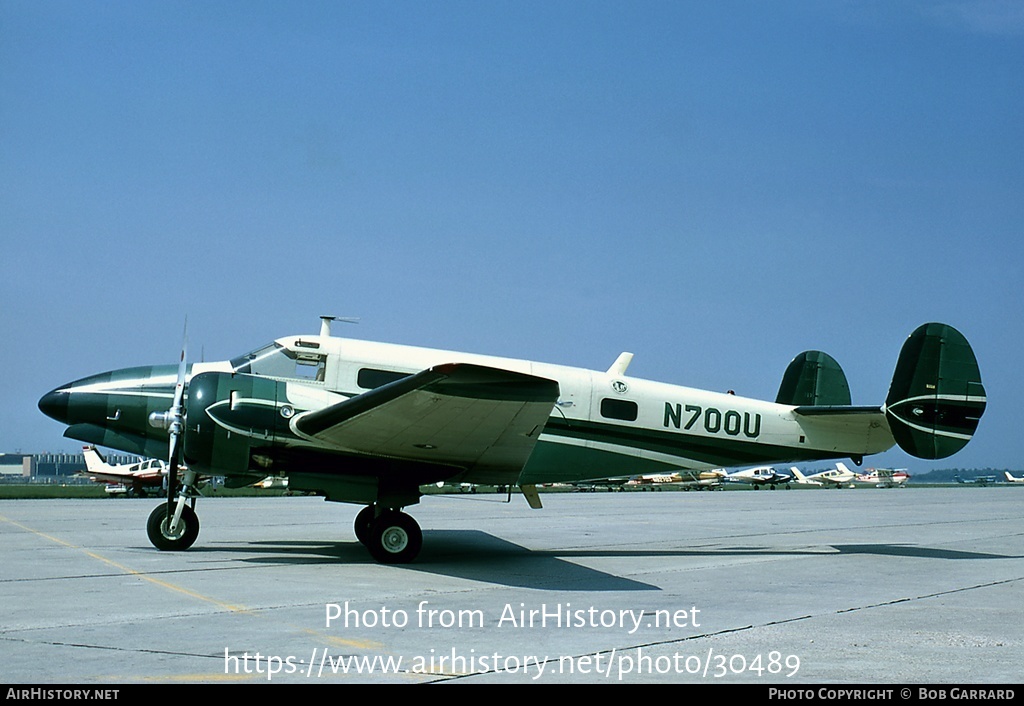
left=295, top=353, right=327, bottom=382
left=230, top=343, right=326, bottom=381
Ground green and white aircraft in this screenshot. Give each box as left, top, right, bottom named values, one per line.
left=38, top=318, right=986, bottom=564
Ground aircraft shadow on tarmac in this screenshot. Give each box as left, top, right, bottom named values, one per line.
left=164, top=532, right=1019, bottom=591
left=189, top=531, right=657, bottom=591
left=830, top=544, right=1017, bottom=561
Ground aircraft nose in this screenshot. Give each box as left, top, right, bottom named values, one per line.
left=38, top=387, right=70, bottom=423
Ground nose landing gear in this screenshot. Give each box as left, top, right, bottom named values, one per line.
left=147, top=501, right=200, bottom=550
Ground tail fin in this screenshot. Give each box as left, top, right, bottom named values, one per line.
left=885, top=323, right=986, bottom=460
left=82, top=445, right=106, bottom=474
left=776, top=351, right=851, bottom=406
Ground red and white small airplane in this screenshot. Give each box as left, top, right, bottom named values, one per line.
left=854, top=467, right=910, bottom=488
left=81, top=445, right=166, bottom=497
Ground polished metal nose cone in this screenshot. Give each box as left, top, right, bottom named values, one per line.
left=38, top=388, right=69, bottom=423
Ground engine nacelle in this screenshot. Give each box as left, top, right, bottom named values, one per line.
left=183, top=371, right=291, bottom=478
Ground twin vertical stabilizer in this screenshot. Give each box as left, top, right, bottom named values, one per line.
left=781, top=323, right=986, bottom=461
left=884, top=323, right=986, bottom=460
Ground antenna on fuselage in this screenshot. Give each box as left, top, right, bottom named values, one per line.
left=319, top=315, right=360, bottom=337
left=607, top=352, right=634, bottom=375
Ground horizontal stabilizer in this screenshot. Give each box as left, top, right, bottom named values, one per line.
left=885, top=323, right=986, bottom=460
left=793, top=405, right=882, bottom=416
left=777, top=351, right=851, bottom=406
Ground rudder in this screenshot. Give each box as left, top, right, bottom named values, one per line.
left=885, top=323, right=986, bottom=459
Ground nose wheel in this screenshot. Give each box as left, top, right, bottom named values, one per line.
left=147, top=502, right=200, bottom=551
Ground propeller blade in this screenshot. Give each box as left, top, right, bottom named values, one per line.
left=166, top=320, right=188, bottom=511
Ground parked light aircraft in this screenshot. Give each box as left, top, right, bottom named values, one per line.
left=626, top=470, right=724, bottom=490
left=791, top=462, right=857, bottom=488
left=954, top=474, right=998, bottom=486
left=81, top=445, right=166, bottom=497
left=1004, top=472, right=1024, bottom=484
left=854, top=468, right=910, bottom=487
left=38, top=319, right=986, bottom=563
left=571, top=476, right=632, bottom=490
left=670, top=470, right=725, bottom=491
left=720, top=465, right=793, bottom=489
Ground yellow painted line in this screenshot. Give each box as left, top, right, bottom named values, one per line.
left=138, top=673, right=258, bottom=683
left=299, top=628, right=381, bottom=650
left=1, top=514, right=248, bottom=613
left=0, top=513, right=383, bottom=652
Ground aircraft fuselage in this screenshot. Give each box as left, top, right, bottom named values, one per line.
left=35, top=321, right=986, bottom=562
left=39, top=334, right=896, bottom=499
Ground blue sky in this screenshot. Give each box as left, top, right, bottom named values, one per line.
left=3, top=1, right=1021, bottom=471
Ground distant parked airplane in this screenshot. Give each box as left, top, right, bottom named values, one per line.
left=721, top=465, right=792, bottom=489
left=791, top=462, right=857, bottom=488
left=953, top=475, right=998, bottom=486
left=81, top=445, right=165, bottom=497
left=854, top=468, right=910, bottom=488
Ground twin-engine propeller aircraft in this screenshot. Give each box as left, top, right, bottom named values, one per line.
left=38, top=318, right=986, bottom=564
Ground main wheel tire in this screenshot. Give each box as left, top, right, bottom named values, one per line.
left=147, top=503, right=200, bottom=551
left=354, top=505, right=375, bottom=545
left=367, top=511, right=422, bottom=564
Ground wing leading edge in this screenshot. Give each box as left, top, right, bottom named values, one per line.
left=293, top=363, right=560, bottom=484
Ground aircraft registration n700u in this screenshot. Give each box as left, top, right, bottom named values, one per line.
left=38, top=318, right=986, bottom=563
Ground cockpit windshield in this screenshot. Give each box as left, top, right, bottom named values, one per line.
left=230, top=342, right=326, bottom=381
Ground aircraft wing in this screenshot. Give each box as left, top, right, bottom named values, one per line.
left=82, top=469, right=164, bottom=485
left=293, top=363, right=560, bottom=483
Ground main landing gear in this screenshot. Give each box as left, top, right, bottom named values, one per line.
left=354, top=505, right=423, bottom=564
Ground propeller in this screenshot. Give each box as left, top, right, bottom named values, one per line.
left=166, top=323, right=188, bottom=515
left=147, top=321, right=188, bottom=519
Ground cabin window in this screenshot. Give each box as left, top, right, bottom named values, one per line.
left=600, top=398, right=638, bottom=422
left=358, top=368, right=411, bottom=389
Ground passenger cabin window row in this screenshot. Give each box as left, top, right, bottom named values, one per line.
left=358, top=368, right=411, bottom=389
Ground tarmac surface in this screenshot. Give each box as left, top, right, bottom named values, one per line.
left=1, top=486, right=1021, bottom=685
